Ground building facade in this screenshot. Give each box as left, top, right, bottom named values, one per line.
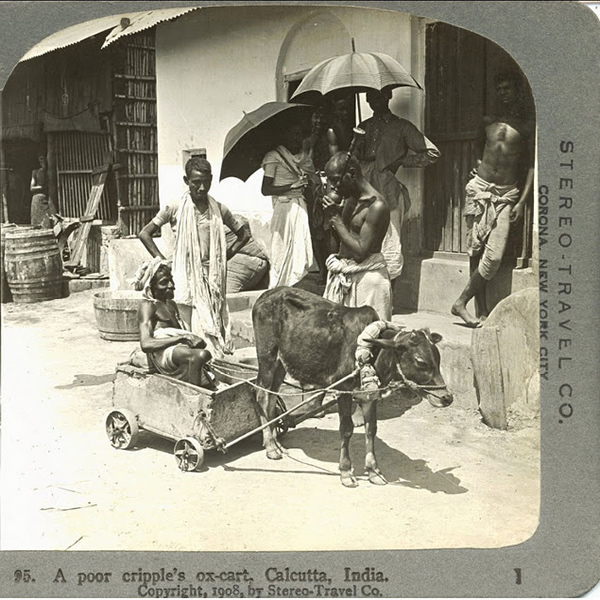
left=2, top=4, right=537, bottom=312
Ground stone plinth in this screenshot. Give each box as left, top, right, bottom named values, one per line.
left=471, top=287, right=540, bottom=430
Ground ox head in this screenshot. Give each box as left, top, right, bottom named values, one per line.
left=369, top=328, right=453, bottom=408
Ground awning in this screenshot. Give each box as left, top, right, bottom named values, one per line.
left=101, top=7, right=200, bottom=48
left=19, top=7, right=200, bottom=62
left=20, top=15, right=126, bottom=62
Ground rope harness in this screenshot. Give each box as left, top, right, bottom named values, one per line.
left=394, top=363, right=449, bottom=399
left=210, top=338, right=449, bottom=400
left=201, top=327, right=450, bottom=453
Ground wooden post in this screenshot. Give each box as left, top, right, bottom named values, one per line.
left=47, top=133, right=58, bottom=215
left=0, top=91, right=8, bottom=223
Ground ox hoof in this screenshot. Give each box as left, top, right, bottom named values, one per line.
left=340, top=471, right=359, bottom=488
left=366, top=468, right=388, bottom=486
left=266, top=442, right=283, bottom=460
left=351, top=405, right=365, bottom=427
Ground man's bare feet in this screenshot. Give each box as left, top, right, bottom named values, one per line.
left=451, top=302, right=481, bottom=328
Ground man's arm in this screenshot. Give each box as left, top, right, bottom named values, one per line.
left=261, top=175, right=307, bottom=197
left=227, top=226, right=249, bottom=260
left=510, top=167, right=534, bottom=223
left=510, top=123, right=535, bottom=223
left=138, top=221, right=167, bottom=260
left=396, top=121, right=441, bottom=169
left=327, top=127, right=340, bottom=158
left=324, top=199, right=390, bottom=263
left=30, top=171, right=43, bottom=194
left=139, top=204, right=175, bottom=259
left=221, top=207, right=250, bottom=260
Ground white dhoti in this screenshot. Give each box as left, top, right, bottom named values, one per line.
left=172, top=193, right=232, bottom=358
left=463, top=175, right=520, bottom=281
left=262, top=145, right=316, bottom=289
left=323, top=253, right=392, bottom=320
left=269, top=195, right=314, bottom=288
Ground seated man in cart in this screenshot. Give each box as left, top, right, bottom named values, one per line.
left=135, top=259, right=216, bottom=389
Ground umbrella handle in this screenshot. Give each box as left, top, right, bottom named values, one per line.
left=339, top=127, right=366, bottom=180
left=349, top=127, right=365, bottom=153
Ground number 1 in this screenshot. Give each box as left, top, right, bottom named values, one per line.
left=514, top=568, right=522, bottom=585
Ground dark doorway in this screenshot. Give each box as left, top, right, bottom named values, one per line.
left=423, top=22, right=535, bottom=266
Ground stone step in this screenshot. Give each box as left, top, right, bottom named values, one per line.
left=226, top=289, right=265, bottom=313
left=63, top=276, right=110, bottom=296
left=228, top=302, right=477, bottom=410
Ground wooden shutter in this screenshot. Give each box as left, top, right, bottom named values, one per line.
left=113, top=31, right=159, bottom=235
left=53, top=131, right=114, bottom=221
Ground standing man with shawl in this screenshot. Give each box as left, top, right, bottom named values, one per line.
left=261, top=122, right=320, bottom=288
left=139, top=157, right=248, bottom=357
left=355, top=88, right=440, bottom=285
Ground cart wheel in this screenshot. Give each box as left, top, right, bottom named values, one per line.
left=106, top=409, right=139, bottom=450
left=174, top=437, right=205, bottom=472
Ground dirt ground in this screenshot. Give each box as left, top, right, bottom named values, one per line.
left=1, top=289, right=540, bottom=552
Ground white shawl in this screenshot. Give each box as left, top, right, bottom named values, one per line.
left=172, top=191, right=232, bottom=356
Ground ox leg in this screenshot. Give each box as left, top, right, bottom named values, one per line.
left=361, top=398, right=387, bottom=485
left=256, top=360, right=287, bottom=460
left=338, top=394, right=358, bottom=488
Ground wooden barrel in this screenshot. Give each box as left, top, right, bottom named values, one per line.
left=1, top=223, right=16, bottom=303
left=93, top=290, right=143, bottom=341
left=4, top=227, right=63, bottom=303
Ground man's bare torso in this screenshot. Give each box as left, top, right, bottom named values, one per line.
left=339, top=195, right=385, bottom=258
left=477, top=117, right=533, bottom=185
left=150, top=300, right=182, bottom=331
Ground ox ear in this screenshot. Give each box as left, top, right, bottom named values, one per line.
left=430, top=332, right=443, bottom=344
left=365, top=337, right=405, bottom=351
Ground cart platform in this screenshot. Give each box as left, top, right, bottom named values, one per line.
left=107, top=358, right=264, bottom=471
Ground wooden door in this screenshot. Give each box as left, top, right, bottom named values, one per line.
left=424, top=22, right=486, bottom=255
left=53, top=131, right=114, bottom=221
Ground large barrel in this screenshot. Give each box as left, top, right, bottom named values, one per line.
left=93, top=290, right=143, bottom=341
left=4, top=227, right=63, bottom=303
left=1, top=223, right=16, bottom=303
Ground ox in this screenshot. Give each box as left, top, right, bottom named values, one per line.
left=252, top=287, right=453, bottom=487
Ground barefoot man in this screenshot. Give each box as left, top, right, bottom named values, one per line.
left=139, top=157, right=248, bottom=357
left=322, top=151, right=391, bottom=321
left=136, top=260, right=215, bottom=388
left=322, top=151, right=391, bottom=460
left=451, top=71, right=535, bottom=327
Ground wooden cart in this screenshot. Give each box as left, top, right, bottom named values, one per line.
left=107, top=358, right=358, bottom=472
left=107, top=359, right=274, bottom=471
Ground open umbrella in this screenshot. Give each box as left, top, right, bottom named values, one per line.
left=291, top=51, right=422, bottom=104
left=291, top=49, right=422, bottom=127
left=220, top=101, right=313, bottom=182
